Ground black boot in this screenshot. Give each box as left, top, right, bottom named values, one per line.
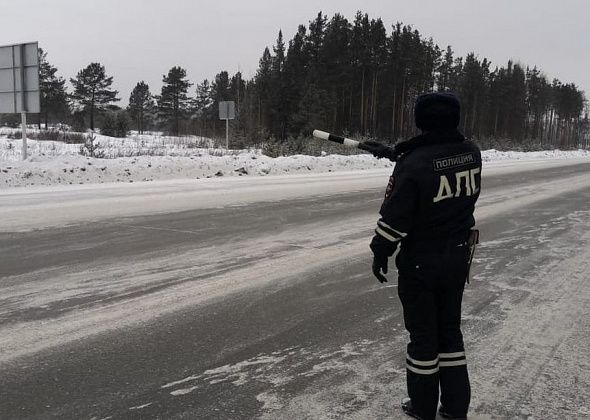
left=401, top=398, right=423, bottom=420
left=438, top=406, right=467, bottom=420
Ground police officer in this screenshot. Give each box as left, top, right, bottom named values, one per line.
left=360, top=92, right=482, bottom=420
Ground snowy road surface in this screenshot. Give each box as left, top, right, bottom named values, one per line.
left=1, top=159, right=590, bottom=419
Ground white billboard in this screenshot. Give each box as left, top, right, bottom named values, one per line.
left=0, top=42, right=40, bottom=113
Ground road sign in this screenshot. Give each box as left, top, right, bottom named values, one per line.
left=0, top=42, right=40, bottom=160
left=219, top=101, right=235, bottom=149
left=219, top=101, right=235, bottom=120
left=0, top=42, right=40, bottom=114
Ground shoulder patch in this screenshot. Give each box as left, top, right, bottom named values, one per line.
left=385, top=174, right=395, bottom=198
left=433, top=153, right=475, bottom=172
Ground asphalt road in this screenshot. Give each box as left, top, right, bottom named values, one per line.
left=1, top=161, right=590, bottom=420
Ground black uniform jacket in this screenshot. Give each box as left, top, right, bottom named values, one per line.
left=370, top=130, right=482, bottom=258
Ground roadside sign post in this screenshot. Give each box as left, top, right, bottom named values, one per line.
left=0, top=42, right=40, bottom=160
left=218, top=101, right=235, bottom=149
left=21, top=111, right=27, bottom=159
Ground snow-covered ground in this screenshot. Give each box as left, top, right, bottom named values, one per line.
left=1, top=132, right=589, bottom=188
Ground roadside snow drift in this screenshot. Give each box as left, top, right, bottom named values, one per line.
left=1, top=132, right=589, bottom=188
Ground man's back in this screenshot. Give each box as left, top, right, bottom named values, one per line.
left=377, top=130, right=482, bottom=248
left=398, top=135, right=482, bottom=243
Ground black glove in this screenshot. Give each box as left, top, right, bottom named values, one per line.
left=370, top=233, right=398, bottom=284
left=358, top=140, right=395, bottom=161
left=372, top=253, right=389, bottom=283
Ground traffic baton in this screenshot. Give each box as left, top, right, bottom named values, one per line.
left=312, top=130, right=360, bottom=149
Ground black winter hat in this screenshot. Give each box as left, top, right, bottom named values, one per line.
left=414, top=92, right=461, bottom=131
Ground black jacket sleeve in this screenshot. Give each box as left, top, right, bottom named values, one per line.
left=370, top=160, right=419, bottom=257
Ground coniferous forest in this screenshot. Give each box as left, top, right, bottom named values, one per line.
left=206, top=12, right=588, bottom=149
left=4, top=11, right=588, bottom=151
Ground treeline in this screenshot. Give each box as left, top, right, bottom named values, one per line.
left=240, top=12, right=588, bottom=148
left=2, top=11, right=588, bottom=150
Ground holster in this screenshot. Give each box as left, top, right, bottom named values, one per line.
left=466, top=229, right=480, bottom=284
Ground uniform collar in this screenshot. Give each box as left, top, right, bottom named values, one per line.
left=393, top=129, right=465, bottom=161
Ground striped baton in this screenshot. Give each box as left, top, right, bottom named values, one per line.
left=312, top=130, right=360, bottom=149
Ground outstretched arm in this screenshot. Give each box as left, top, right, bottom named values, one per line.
left=358, top=141, right=396, bottom=161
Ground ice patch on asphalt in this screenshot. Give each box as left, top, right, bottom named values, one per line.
left=162, top=339, right=379, bottom=405
left=205, top=354, right=289, bottom=386
left=256, top=392, right=283, bottom=412
left=128, top=402, right=152, bottom=410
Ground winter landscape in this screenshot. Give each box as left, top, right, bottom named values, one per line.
left=1, top=1, right=590, bottom=420
left=1, top=128, right=589, bottom=189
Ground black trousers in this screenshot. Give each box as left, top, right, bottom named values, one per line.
left=396, top=242, right=471, bottom=420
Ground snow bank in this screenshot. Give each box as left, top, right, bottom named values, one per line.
left=0, top=130, right=214, bottom=160
left=1, top=133, right=589, bottom=189
left=0, top=137, right=393, bottom=188
left=482, top=148, right=590, bottom=161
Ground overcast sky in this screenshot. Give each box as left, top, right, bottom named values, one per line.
left=1, top=0, right=588, bottom=105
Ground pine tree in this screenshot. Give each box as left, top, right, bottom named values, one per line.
left=366, top=17, right=387, bottom=136
left=553, top=82, right=585, bottom=147
left=288, top=12, right=328, bottom=137
left=458, top=53, right=488, bottom=137
left=157, top=66, right=192, bottom=135
left=436, top=46, right=454, bottom=91
left=191, top=79, right=214, bottom=137
left=211, top=71, right=233, bottom=137
left=127, top=81, right=154, bottom=134
left=211, top=71, right=231, bottom=103
left=306, top=12, right=328, bottom=75
left=230, top=72, right=246, bottom=118
left=193, top=79, right=213, bottom=118
left=282, top=25, right=308, bottom=136
left=70, top=62, right=119, bottom=130
left=525, top=67, right=550, bottom=139
left=254, top=48, right=273, bottom=134
left=320, top=14, right=351, bottom=134
left=507, top=63, right=527, bottom=141
left=38, top=48, right=69, bottom=129
left=100, top=111, right=129, bottom=138
left=270, top=30, right=287, bottom=138
left=100, top=112, right=117, bottom=137
left=292, top=83, right=330, bottom=135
